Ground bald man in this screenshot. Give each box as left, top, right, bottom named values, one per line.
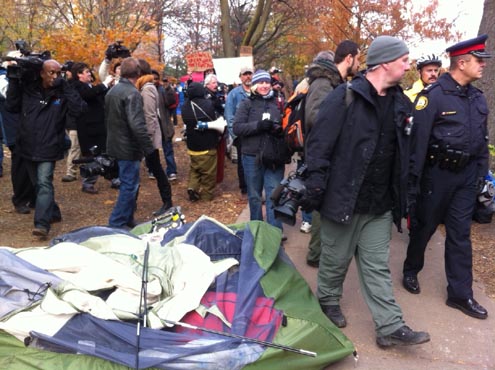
left=6, top=59, right=86, bottom=239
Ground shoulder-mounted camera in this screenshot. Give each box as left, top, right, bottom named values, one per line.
left=105, top=41, right=131, bottom=60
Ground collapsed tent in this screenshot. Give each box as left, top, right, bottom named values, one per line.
left=0, top=215, right=355, bottom=369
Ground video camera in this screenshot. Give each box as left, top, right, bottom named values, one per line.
left=271, top=164, right=307, bottom=226
left=72, top=146, right=118, bottom=180
left=2, top=40, right=52, bottom=81
left=105, top=41, right=131, bottom=60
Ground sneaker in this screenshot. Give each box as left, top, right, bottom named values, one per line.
left=62, top=174, right=76, bottom=182
left=376, top=325, right=430, bottom=348
left=148, top=171, right=155, bottom=180
left=168, top=173, right=177, bottom=182
left=320, top=304, right=347, bottom=328
left=32, top=227, right=49, bottom=238
left=300, top=221, right=312, bottom=233
left=187, top=188, right=200, bottom=202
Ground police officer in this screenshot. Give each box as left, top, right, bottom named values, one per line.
left=402, top=35, right=491, bottom=320
left=404, top=54, right=442, bottom=102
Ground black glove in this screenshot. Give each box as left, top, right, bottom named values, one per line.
left=257, top=119, right=274, bottom=132
left=300, top=188, right=324, bottom=213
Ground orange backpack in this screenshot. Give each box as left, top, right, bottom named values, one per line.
left=281, top=87, right=308, bottom=153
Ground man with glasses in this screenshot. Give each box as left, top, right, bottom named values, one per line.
left=224, top=66, right=253, bottom=195
left=6, top=59, right=85, bottom=239
left=403, top=35, right=491, bottom=320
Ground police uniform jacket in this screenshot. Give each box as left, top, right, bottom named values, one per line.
left=305, top=73, right=413, bottom=230
left=105, top=78, right=154, bottom=160
left=409, top=72, right=489, bottom=193
left=6, top=77, right=85, bottom=162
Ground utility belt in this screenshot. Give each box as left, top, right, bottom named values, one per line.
left=427, top=145, right=471, bottom=172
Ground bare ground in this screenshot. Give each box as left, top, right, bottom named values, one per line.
left=1, top=122, right=494, bottom=298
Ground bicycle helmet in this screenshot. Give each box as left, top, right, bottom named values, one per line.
left=416, top=54, right=442, bottom=70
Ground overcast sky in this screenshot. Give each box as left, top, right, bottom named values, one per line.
left=409, top=0, right=484, bottom=59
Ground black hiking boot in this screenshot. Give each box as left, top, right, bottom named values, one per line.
left=320, top=304, right=347, bottom=328
left=376, top=325, right=430, bottom=348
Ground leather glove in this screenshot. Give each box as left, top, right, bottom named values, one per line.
left=299, top=188, right=324, bottom=213
left=257, top=119, right=274, bottom=132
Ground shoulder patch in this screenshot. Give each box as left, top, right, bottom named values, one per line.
left=415, top=96, right=428, bottom=110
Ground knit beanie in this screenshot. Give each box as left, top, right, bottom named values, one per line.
left=251, top=69, right=271, bottom=85
left=366, top=36, right=409, bottom=67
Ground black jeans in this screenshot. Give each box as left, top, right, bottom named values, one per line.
left=145, top=149, right=172, bottom=205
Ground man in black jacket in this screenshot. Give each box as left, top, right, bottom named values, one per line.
left=6, top=59, right=85, bottom=239
left=71, top=62, right=114, bottom=194
left=105, top=57, right=154, bottom=228
left=301, top=36, right=430, bottom=348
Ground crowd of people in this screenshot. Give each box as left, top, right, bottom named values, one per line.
left=0, top=32, right=491, bottom=349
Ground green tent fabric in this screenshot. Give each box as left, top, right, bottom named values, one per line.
left=0, top=220, right=354, bottom=369
left=240, top=221, right=354, bottom=369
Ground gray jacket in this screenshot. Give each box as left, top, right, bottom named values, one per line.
left=304, top=62, right=343, bottom=135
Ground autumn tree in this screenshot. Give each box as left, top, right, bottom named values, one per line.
left=0, top=0, right=176, bottom=77
left=478, top=0, right=495, bottom=159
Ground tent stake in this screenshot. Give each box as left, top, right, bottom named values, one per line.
left=163, top=319, right=317, bottom=357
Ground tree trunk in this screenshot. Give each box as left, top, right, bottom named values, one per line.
left=219, top=0, right=236, bottom=57
left=478, top=0, right=495, bottom=163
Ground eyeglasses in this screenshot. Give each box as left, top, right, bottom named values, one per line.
left=242, top=72, right=253, bottom=76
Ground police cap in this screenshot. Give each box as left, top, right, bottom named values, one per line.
left=446, top=34, right=492, bottom=58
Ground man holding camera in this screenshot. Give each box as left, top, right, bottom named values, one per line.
left=71, top=62, right=114, bottom=194
left=301, top=36, right=430, bottom=347
left=6, top=59, right=85, bottom=239
left=105, top=57, right=155, bottom=228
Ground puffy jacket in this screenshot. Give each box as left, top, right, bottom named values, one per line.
left=305, top=73, right=413, bottom=230
left=6, top=77, right=85, bottom=162
left=181, top=82, right=219, bottom=151
left=232, top=91, right=281, bottom=156
left=105, top=78, right=154, bottom=160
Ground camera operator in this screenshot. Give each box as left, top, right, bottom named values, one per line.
left=98, top=41, right=131, bottom=85
left=105, top=57, right=155, bottom=229
left=1, top=52, right=37, bottom=214
left=71, top=62, right=114, bottom=194
left=5, top=59, right=86, bottom=239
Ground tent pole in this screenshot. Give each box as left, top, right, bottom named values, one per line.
left=163, top=319, right=317, bottom=357
left=135, top=242, right=150, bottom=369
